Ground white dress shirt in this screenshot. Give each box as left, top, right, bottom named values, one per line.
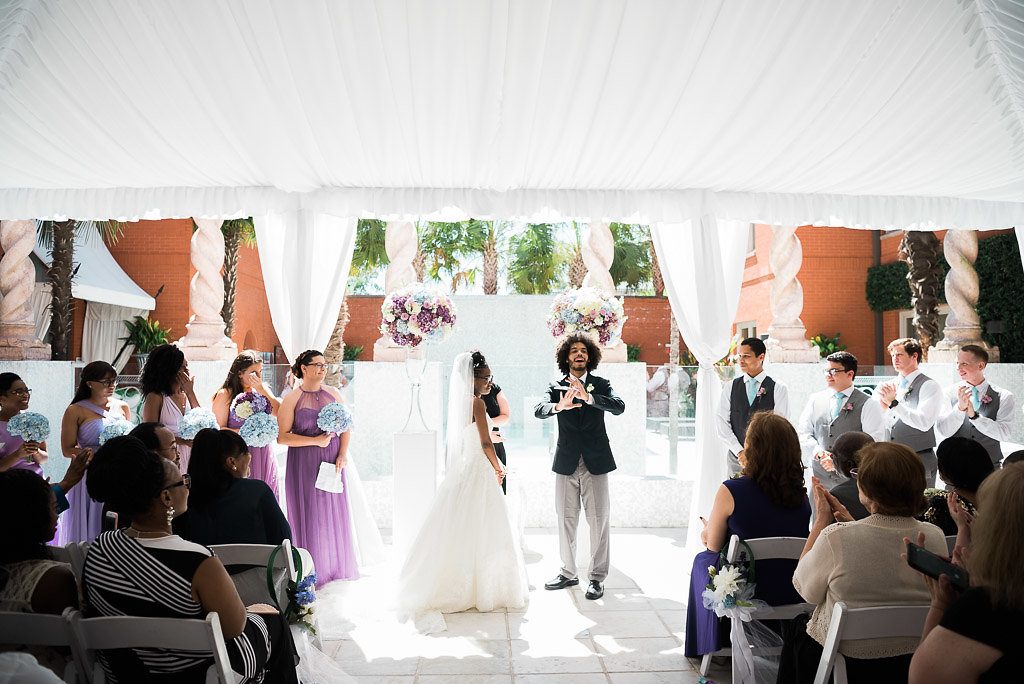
left=935, top=379, right=1015, bottom=442
left=879, top=369, right=944, bottom=434
left=715, top=370, right=790, bottom=455
left=797, top=385, right=886, bottom=453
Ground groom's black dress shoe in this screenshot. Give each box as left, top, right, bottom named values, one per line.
left=544, top=574, right=579, bottom=590
left=585, top=580, right=604, bottom=600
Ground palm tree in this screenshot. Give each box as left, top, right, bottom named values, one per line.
left=508, top=223, right=566, bottom=294
left=650, top=236, right=664, bottom=296
left=220, top=218, right=256, bottom=337
left=568, top=222, right=587, bottom=287
left=608, top=223, right=652, bottom=291
left=481, top=220, right=505, bottom=295
left=899, top=230, right=943, bottom=357
left=418, top=219, right=494, bottom=291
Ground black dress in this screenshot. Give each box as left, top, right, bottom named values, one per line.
left=940, top=587, right=1023, bottom=683
left=482, top=383, right=507, bottom=494
left=174, top=478, right=291, bottom=546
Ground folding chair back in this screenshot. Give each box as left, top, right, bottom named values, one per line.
left=0, top=608, right=80, bottom=683
left=65, top=542, right=89, bottom=586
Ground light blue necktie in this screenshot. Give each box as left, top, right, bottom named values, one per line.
left=898, top=376, right=910, bottom=392
left=746, top=378, right=759, bottom=405
left=971, top=386, right=981, bottom=412
left=832, top=392, right=845, bottom=420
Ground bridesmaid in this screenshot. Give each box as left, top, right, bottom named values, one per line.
left=212, top=350, right=282, bottom=498
left=57, top=361, right=131, bottom=544
left=482, top=379, right=511, bottom=494
left=277, top=349, right=358, bottom=584
left=141, top=344, right=200, bottom=472
left=0, top=373, right=48, bottom=475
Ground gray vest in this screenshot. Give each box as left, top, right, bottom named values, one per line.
left=890, top=373, right=937, bottom=453
left=951, top=385, right=1002, bottom=467
left=812, top=387, right=871, bottom=452
left=729, top=375, right=776, bottom=449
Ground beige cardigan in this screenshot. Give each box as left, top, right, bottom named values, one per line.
left=792, top=514, right=946, bottom=659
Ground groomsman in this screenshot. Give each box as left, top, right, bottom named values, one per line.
left=876, top=337, right=944, bottom=486
left=936, top=345, right=1014, bottom=468
left=715, top=337, right=789, bottom=475
left=797, top=351, right=884, bottom=488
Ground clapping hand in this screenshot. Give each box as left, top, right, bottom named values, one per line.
left=956, top=386, right=975, bottom=416
left=947, top=492, right=974, bottom=531
left=812, top=477, right=853, bottom=523
left=877, top=383, right=898, bottom=407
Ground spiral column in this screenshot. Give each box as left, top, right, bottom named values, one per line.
left=930, top=230, right=998, bottom=361
left=0, top=219, right=49, bottom=359
left=581, top=221, right=626, bottom=361
left=765, top=226, right=819, bottom=362
left=177, top=218, right=237, bottom=360
left=374, top=220, right=420, bottom=361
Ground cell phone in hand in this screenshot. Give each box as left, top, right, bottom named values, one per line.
left=906, top=542, right=969, bottom=591
left=102, top=511, right=119, bottom=532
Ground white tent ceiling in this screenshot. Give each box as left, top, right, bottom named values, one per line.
left=0, top=0, right=1022, bottom=228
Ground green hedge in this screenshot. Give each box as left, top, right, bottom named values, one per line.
left=866, top=255, right=949, bottom=312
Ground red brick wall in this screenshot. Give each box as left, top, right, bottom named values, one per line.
left=344, top=296, right=384, bottom=360
left=231, top=244, right=280, bottom=354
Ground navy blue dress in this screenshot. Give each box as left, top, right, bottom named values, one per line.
left=684, top=476, right=811, bottom=656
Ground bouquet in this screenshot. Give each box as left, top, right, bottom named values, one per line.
left=177, top=408, right=219, bottom=440
left=240, top=413, right=279, bottom=448
left=546, top=287, right=626, bottom=345
left=7, top=412, right=50, bottom=443
left=230, top=391, right=271, bottom=422
left=379, top=283, right=457, bottom=347
left=98, top=418, right=134, bottom=445
left=317, top=402, right=353, bottom=435
left=702, top=556, right=772, bottom=682
left=286, top=571, right=318, bottom=635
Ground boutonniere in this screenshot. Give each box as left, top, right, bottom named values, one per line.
left=586, top=383, right=594, bottom=393
left=842, top=402, right=854, bottom=412
left=755, top=386, right=767, bottom=398
left=981, top=394, right=992, bottom=405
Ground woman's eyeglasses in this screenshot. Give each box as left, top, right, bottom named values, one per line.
left=91, top=379, right=118, bottom=388
left=303, top=362, right=327, bottom=370
left=8, top=388, right=31, bottom=397
left=164, top=474, right=191, bottom=491
left=475, top=374, right=493, bottom=383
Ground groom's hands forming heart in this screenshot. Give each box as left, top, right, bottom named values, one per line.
left=554, top=386, right=581, bottom=412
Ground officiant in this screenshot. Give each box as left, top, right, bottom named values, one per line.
left=483, top=379, right=512, bottom=494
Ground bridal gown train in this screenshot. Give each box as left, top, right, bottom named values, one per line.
left=398, top=421, right=528, bottom=632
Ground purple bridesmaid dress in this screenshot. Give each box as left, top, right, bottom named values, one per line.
left=0, top=418, right=44, bottom=477
left=284, top=388, right=358, bottom=584
left=227, top=408, right=280, bottom=499
left=56, top=401, right=111, bottom=545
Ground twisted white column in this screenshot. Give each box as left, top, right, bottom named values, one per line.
left=581, top=221, right=615, bottom=292
left=931, top=230, right=997, bottom=361
left=0, top=219, right=49, bottom=359
left=765, top=226, right=819, bottom=362
left=177, top=218, right=237, bottom=360
left=375, top=220, right=421, bottom=361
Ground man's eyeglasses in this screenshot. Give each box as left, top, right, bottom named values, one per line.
left=824, top=368, right=850, bottom=378
left=91, top=379, right=118, bottom=388
left=164, top=474, right=191, bottom=491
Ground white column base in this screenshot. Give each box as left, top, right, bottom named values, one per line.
left=765, top=327, right=821, bottom=363
left=929, top=340, right=999, bottom=363
left=373, top=337, right=407, bottom=362
left=393, top=430, right=439, bottom=555
left=600, top=340, right=628, bottom=363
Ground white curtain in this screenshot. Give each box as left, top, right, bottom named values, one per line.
left=82, top=302, right=147, bottom=372
left=652, top=216, right=749, bottom=554
left=254, top=211, right=357, bottom=364
left=1017, top=227, right=1024, bottom=273
left=30, top=282, right=51, bottom=342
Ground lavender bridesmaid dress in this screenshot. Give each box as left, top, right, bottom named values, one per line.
left=56, top=401, right=110, bottom=545
left=285, top=388, right=358, bottom=584
left=157, top=395, right=192, bottom=472
left=228, top=407, right=280, bottom=499
left=0, top=418, right=44, bottom=477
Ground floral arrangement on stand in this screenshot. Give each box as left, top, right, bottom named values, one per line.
left=379, top=283, right=458, bottom=347
left=7, top=412, right=50, bottom=443
left=546, top=286, right=626, bottom=345
left=317, top=402, right=353, bottom=435
left=231, top=392, right=279, bottom=447
left=177, top=408, right=219, bottom=440
left=98, top=418, right=134, bottom=445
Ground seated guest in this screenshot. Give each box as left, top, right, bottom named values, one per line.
left=827, top=431, right=874, bottom=521
left=909, top=463, right=1024, bottom=684
left=1002, top=450, right=1024, bottom=466
left=84, top=436, right=296, bottom=684
left=685, top=412, right=811, bottom=658
left=779, top=443, right=947, bottom=683
left=0, top=470, right=79, bottom=676
left=175, top=428, right=290, bottom=546
left=919, top=437, right=993, bottom=536
left=130, top=422, right=182, bottom=467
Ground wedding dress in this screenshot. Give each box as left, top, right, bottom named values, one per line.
left=397, top=353, right=528, bottom=633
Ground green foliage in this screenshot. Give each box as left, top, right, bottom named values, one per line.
left=350, top=219, right=388, bottom=276
left=221, top=218, right=256, bottom=247
left=508, top=224, right=565, bottom=294
left=121, top=316, right=172, bottom=353
left=866, top=255, right=950, bottom=312
left=626, top=343, right=642, bottom=362
left=342, top=345, right=364, bottom=362
left=608, top=223, right=652, bottom=291
left=810, top=332, right=846, bottom=358
left=976, top=234, right=1024, bottom=362
left=419, top=219, right=492, bottom=290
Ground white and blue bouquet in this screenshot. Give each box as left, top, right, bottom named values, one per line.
left=316, top=402, right=353, bottom=435
left=7, top=411, right=50, bottom=443
left=286, top=571, right=318, bottom=634
left=98, top=418, right=134, bottom=445
left=240, top=412, right=279, bottom=448
left=177, top=408, right=219, bottom=440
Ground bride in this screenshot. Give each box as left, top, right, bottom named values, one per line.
left=398, top=350, right=528, bottom=631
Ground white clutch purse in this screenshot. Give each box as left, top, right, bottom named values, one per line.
left=314, top=462, right=345, bottom=494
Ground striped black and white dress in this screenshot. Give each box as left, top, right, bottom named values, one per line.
left=83, top=530, right=279, bottom=683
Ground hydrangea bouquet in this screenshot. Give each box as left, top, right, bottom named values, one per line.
left=546, top=287, right=627, bottom=345
left=177, top=408, right=219, bottom=440
left=7, top=412, right=50, bottom=443
left=98, top=418, right=134, bottom=445
left=379, top=283, right=457, bottom=347
left=317, top=402, right=353, bottom=435
left=240, top=413, right=279, bottom=448
left=286, top=571, right=318, bottom=635
left=230, top=391, right=270, bottom=422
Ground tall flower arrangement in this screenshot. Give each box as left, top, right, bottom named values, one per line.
left=546, top=287, right=626, bottom=345
left=379, top=283, right=457, bottom=347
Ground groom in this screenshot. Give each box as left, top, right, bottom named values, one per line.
left=535, top=333, right=625, bottom=600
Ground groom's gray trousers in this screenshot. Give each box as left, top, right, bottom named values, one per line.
left=556, top=456, right=610, bottom=582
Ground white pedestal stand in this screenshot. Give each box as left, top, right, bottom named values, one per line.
left=392, top=430, right=439, bottom=555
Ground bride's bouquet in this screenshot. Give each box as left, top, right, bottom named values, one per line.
left=379, top=283, right=457, bottom=347
left=231, top=391, right=279, bottom=447
left=546, top=287, right=626, bottom=345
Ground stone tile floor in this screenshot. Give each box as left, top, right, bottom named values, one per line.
left=317, top=528, right=732, bottom=683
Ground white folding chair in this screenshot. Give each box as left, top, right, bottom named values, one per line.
left=945, top=535, right=957, bottom=555
left=68, top=610, right=240, bottom=684
left=699, top=535, right=813, bottom=678
left=64, top=542, right=90, bottom=586
left=210, top=540, right=297, bottom=609
left=0, top=607, right=81, bottom=683
left=812, top=601, right=930, bottom=684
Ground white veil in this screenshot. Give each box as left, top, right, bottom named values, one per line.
left=444, top=352, right=475, bottom=473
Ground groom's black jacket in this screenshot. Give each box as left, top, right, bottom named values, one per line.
left=534, top=374, right=625, bottom=476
